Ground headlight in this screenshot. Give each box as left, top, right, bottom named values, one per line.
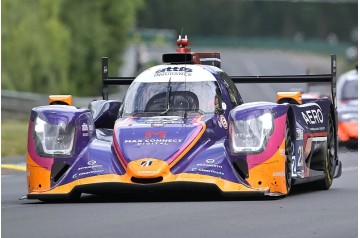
left=230, top=112, right=274, bottom=154
left=34, top=116, right=76, bottom=157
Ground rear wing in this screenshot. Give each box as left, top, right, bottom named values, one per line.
left=102, top=55, right=337, bottom=108
left=230, top=55, right=337, bottom=108
left=101, top=57, right=134, bottom=100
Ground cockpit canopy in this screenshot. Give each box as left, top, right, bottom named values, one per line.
left=121, top=65, right=222, bottom=116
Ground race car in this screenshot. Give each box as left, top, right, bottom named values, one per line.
left=26, top=36, right=342, bottom=201
left=337, top=68, right=358, bottom=148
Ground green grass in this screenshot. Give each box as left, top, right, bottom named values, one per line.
left=1, top=120, right=28, bottom=157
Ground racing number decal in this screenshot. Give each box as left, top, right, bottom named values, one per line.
left=292, top=145, right=304, bottom=177
left=291, top=142, right=296, bottom=176
left=297, top=146, right=304, bottom=167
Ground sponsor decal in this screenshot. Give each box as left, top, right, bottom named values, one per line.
left=73, top=170, right=105, bottom=178
left=297, top=169, right=305, bottom=178
left=191, top=167, right=224, bottom=176
left=206, top=159, right=215, bottom=164
left=145, top=131, right=166, bottom=139
left=196, top=163, right=223, bottom=168
left=154, top=67, right=192, bottom=77
left=124, top=138, right=183, bottom=146
left=140, top=117, right=183, bottom=124
left=77, top=160, right=103, bottom=171
left=219, top=115, right=228, bottom=129
left=140, top=161, right=153, bottom=167
left=151, top=123, right=165, bottom=128
left=301, top=108, right=324, bottom=125
left=81, top=123, right=93, bottom=136
left=273, top=171, right=285, bottom=177
left=82, top=123, right=88, bottom=131
left=296, top=128, right=304, bottom=140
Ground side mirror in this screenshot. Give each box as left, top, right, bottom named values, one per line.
left=49, top=95, right=72, bottom=105
left=214, top=96, right=226, bottom=115
left=88, top=100, right=122, bottom=129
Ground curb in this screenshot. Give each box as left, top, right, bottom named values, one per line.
left=1, top=164, right=26, bottom=172
left=1, top=155, right=26, bottom=171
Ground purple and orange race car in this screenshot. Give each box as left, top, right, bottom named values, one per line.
left=26, top=36, right=342, bottom=201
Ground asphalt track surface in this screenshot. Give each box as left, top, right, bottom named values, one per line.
left=2, top=50, right=358, bottom=238
left=2, top=149, right=357, bottom=238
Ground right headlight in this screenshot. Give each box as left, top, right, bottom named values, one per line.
left=34, top=116, right=76, bottom=157
left=230, top=112, right=274, bottom=154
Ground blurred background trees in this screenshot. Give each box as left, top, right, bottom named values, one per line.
left=2, top=0, right=142, bottom=95
left=1, top=0, right=357, bottom=96
left=137, top=0, right=357, bottom=41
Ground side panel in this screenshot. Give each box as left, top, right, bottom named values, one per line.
left=27, top=106, right=95, bottom=193
left=229, top=102, right=290, bottom=194
left=246, top=114, right=287, bottom=194
left=290, top=99, right=332, bottom=180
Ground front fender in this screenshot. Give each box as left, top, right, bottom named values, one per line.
left=27, top=105, right=95, bottom=193
left=229, top=102, right=290, bottom=194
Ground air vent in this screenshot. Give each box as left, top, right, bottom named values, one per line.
left=131, top=177, right=163, bottom=184
left=51, top=161, right=70, bottom=182
left=162, top=53, right=194, bottom=64
left=233, top=159, right=249, bottom=179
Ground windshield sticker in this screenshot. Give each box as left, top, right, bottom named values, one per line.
left=154, top=67, right=192, bottom=77
left=139, top=117, right=184, bottom=124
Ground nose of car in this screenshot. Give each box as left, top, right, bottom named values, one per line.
left=127, top=158, right=171, bottom=179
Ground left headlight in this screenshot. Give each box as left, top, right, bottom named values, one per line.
left=34, top=116, right=76, bottom=157
left=230, top=112, right=274, bottom=154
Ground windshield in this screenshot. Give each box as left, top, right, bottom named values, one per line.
left=341, top=80, right=358, bottom=100
left=122, top=81, right=220, bottom=116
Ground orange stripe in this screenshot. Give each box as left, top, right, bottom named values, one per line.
left=28, top=172, right=268, bottom=195
left=169, top=116, right=206, bottom=168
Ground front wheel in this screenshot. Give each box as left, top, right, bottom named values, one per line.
left=284, top=118, right=293, bottom=194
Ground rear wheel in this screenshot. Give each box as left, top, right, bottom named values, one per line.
left=314, top=115, right=336, bottom=190
left=284, top=118, right=293, bottom=194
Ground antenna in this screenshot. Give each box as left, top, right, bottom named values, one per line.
left=175, top=31, right=190, bottom=119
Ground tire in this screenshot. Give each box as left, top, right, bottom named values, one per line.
left=284, top=118, right=293, bottom=194
left=314, top=114, right=336, bottom=190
